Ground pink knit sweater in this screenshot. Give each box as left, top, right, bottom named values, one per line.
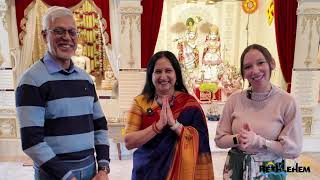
left=215, top=85, right=303, bottom=159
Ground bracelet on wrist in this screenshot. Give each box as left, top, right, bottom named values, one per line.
left=170, top=120, right=181, bottom=131
left=263, top=139, right=271, bottom=150
left=152, top=122, right=161, bottom=134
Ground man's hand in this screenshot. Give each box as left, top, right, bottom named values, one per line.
left=71, top=177, right=78, bottom=180
left=92, top=171, right=109, bottom=180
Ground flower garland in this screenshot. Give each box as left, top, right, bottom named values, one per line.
left=73, top=1, right=106, bottom=74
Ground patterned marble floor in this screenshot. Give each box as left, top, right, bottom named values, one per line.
left=0, top=152, right=319, bottom=180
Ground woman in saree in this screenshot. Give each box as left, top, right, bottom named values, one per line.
left=124, top=51, right=214, bottom=180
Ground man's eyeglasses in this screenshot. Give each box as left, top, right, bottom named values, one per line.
left=46, top=27, right=79, bottom=38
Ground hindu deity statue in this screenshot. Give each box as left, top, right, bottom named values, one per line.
left=176, top=17, right=200, bottom=71
left=72, top=43, right=95, bottom=82
left=201, top=24, right=222, bottom=81
left=219, top=63, right=242, bottom=98
left=101, top=64, right=116, bottom=90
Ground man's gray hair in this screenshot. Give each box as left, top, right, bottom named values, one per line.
left=42, top=6, right=74, bottom=30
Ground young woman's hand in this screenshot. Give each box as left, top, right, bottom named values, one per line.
left=238, top=123, right=266, bottom=150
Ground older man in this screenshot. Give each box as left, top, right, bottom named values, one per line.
left=15, top=6, right=110, bottom=180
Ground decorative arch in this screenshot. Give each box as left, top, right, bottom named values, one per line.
left=14, top=0, right=115, bottom=89
left=15, top=0, right=111, bottom=45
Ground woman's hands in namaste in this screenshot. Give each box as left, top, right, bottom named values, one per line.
left=156, top=97, right=176, bottom=130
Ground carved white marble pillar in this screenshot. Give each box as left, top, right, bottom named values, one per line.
left=0, top=1, right=23, bottom=159
left=294, top=0, right=320, bottom=68
left=0, top=0, right=8, bottom=67
left=291, top=0, right=320, bottom=153
left=0, top=0, right=7, bottom=29
left=119, top=1, right=143, bottom=69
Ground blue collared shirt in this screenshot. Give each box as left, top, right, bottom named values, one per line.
left=43, top=52, right=79, bottom=75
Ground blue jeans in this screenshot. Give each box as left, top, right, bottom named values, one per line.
left=34, top=156, right=96, bottom=180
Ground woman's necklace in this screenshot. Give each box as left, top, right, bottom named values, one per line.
left=154, top=94, right=176, bottom=107
left=247, top=86, right=273, bottom=101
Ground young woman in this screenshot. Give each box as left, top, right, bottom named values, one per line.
left=215, top=44, right=302, bottom=180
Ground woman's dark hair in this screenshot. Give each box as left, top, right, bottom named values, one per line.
left=240, top=44, right=274, bottom=80
left=141, top=51, right=188, bottom=102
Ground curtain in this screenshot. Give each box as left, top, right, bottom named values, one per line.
left=40, top=0, right=81, bottom=7
left=15, top=0, right=81, bottom=45
left=32, top=0, right=48, bottom=62
left=14, top=0, right=113, bottom=80
left=15, top=0, right=111, bottom=44
left=8, top=0, right=21, bottom=86
left=141, top=0, right=164, bottom=68
left=105, top=0, right=120, bottom=79
left=15, top=0, right=33, bottom=45
left=92, top=0, right=111, bottom=44
left=274, top=0, right=298, bottom=93
left=19, top=5, right=37, bottom=82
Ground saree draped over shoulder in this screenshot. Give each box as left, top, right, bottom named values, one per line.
left=126, top=92, right=214, bottom=180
